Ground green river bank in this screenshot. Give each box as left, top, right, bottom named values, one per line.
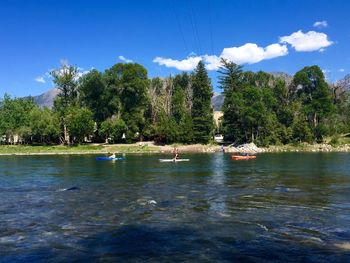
left=1, top=141, right=350, bottom=156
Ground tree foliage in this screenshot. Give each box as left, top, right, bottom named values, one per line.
left=191, top=61, right=214, bottom=143
left=66, top=107, right=95, bottom=143
left=51, top=63, right=80, bottom=144
left=1, top=60, right=349, bottom=146
left=0, top=95, right=35, bottom=143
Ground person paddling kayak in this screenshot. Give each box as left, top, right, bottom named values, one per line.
left=109, top=152, right=116, bottom=158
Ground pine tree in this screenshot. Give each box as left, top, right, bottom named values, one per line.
left=191, top=61, right=214, bottom=143
left=218, top=59, right=244, bottom=142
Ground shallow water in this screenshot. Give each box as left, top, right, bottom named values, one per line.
left=1, top=153, right=350, bottom=262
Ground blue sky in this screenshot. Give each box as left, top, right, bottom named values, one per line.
left=0, top=0, right=349, bottom=97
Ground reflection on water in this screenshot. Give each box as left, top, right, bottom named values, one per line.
left=208, top=153, right=228, bottom=218
left=1, top=153, right=350, bottom=262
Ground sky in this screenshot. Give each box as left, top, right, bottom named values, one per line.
left=0, top=0, right=349, bottom=97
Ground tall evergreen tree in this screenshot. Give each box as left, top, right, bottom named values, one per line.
left=191, top=61, right=214, bottom=143
left=218, top=59, right=243, bottom=142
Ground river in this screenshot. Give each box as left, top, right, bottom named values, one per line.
left=1, top=153, right=350, bottom=262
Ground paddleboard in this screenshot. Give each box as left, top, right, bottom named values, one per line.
left=159, top=159, right=190, bottom=162
left=96, top=157, right=125, bottom=161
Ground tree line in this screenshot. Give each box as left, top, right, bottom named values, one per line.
left=0, top=60, right=349, bottom=146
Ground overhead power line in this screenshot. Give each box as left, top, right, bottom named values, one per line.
left=187, top=0, right=202, bottom=55
left=208, top=0, right=214, bottom=54
left=171, top=0, right=190, bottom=55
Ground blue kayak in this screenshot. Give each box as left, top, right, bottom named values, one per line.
left=96, top=156, right=125, bottom=161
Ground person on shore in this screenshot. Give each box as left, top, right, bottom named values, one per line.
left=173, top=147, right=179, bottom=161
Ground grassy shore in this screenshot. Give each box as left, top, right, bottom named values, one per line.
left=0, top=143, right=162, bottom=155
left=0, top=142, right=225, bottom=156
left=262, top=135, right=350, bottom=153
left=0, top=142, right=219, bottom=155
left=0, top=140, right=350, bottom=156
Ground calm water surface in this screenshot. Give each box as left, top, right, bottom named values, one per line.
left=1, top=153, right=350, bottom=262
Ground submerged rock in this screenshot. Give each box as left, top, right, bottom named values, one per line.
left=58, top=186, right=80, bottom=191
left=334, top=242, right=350, bottom=250
left=148, top=200, right=157, bottom=206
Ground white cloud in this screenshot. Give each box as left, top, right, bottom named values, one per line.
left=35, top=76, right=46, bottom=83
left=153, top=56, right=202, bottom=71
left=313, top=21, right=328, bottom=28
left=203, top=55, right=221, bottom=70
left=154, top=43, right=288, bottom=71
left=118, top=55, right=133, bottom=63
left=203, top=43, right=288, bottom=70
left=280, top=30, right=333, bottom=52
left=220, top=43, right=288, bottom=66
left=340, top=68, right=345, bottom=72
left=153, top=29, right=334, bottom=71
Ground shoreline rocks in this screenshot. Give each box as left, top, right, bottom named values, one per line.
left=225, top=142, right=350, bottom=153
left=225, top=143, right=263, bottom=154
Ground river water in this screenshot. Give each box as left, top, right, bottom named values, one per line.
left=1, top=153, right=350, bottom=262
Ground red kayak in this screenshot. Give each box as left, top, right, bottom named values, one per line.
left=232, top=155, right=256, bottom=160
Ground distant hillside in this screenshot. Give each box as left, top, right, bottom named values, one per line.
left=31, top=88, right=60, bottom=108
left=269, top=72, right=293, bottom=84
left=211, top=92, right=224, bottom=111
left=336, top=74, right=350, bottom=91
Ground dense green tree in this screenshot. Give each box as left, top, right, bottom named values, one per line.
left=66, top=107, right=95, bottom=143
left=51, top=63, right=80, bottom=144
left=329, top=91, right=350, bottom=134
left=28, top=107, right=60, bottom=143
left=218, top=59, right=244, bottom=142
left=172, top=73, right=189, bottom=123
left=291, top=117, right=313, bottom=143
left=79, top=69, right=111, bottom=123
left=153, top=110, right=178, bottom=144
left=178, top=112, right=194, bottom=143
left=100, top=117, right=127, bottom=143
left=0, top=95, right=35, bottom=143
left=191, top=61, right=214, bottom=143
left=219, top=61, right=289, bottom=146
left=104, top=63, right=149, bottom=141
left=292, top=66, right=335, bottom=141
left=2, top=61, right=349, bottom=147
left=51, top=64, right=79, bottom=108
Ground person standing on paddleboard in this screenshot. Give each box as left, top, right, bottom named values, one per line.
left=173, top=147, right=179, bottom=161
